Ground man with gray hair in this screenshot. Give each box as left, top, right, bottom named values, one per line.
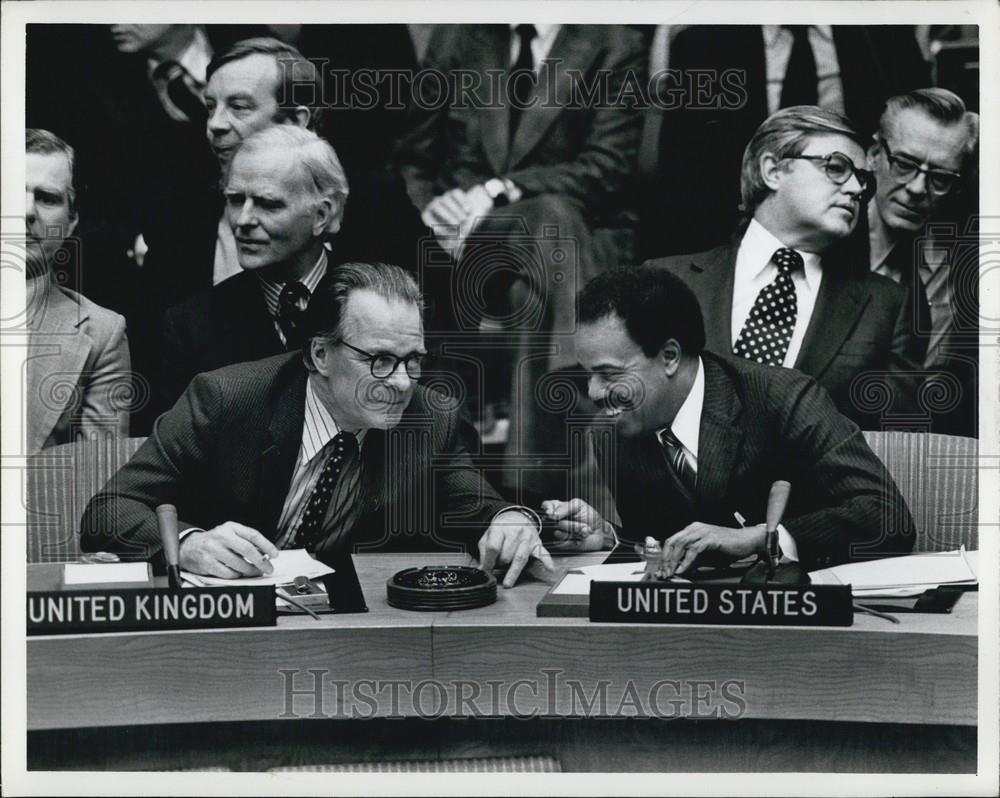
left=85, top=261, right=558, bottom=587
left=159, top=125, right=349, bottom=412
left=646, top=105, right=924, bottom=429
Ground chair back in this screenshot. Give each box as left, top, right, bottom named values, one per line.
left=27, top=437, right=147, bottom=563
left=862, top=431, right=978, bottom=552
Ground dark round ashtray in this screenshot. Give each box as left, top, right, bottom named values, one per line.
left=387, top=565, right=497, bottom=611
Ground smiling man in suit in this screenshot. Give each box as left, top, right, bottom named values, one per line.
left=25, top=129, right=131, bottom=453
left=159, top=125, right=348, bottom=415
left=543, top=264, right=914, bottom=574
left=83, top=261, right=556, bottom=587
left=395, top=24, right=647, bottom=494
left=646, top=106, right=924, bottom=429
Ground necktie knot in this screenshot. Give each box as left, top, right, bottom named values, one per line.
left=783, top=24, right=811, bottom=40
left=772, top=248, right=804, bottom=275
left=515, top=24, right=538, bottom=49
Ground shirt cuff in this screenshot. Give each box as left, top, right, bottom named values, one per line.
left=178, top=527, right=205, bottom=545
left=776, top=523, right=799, bottom=563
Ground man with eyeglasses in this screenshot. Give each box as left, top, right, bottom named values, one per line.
left=84, top=260, right=559, bottom=585
left=646, top=106, right=924, bottom=429
left=851, top=88, right=978, bottom=434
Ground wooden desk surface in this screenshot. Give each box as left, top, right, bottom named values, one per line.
left=27, top=554, right=977, bottom=730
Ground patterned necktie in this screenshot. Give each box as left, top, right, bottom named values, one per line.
left=278, top=281, right=310, bottom=350
left=509, top=24, right=538, bottom=139
left=291, top=432, right=359, bottom=552
left=152, top=60, right=207, bottom=128
left=780, top=26, right=819, bottom=108
left=657, top=428, right=697, bottom=495
left=733, top=248, right=803, bottom=366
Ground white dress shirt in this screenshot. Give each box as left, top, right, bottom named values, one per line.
left=762, top=25, right=843, bottom=116
left=509, top=24, right=562, bottom=70
left=661, top=357, right=800, bottom=561
left=732, top=219, right=824, bottom=368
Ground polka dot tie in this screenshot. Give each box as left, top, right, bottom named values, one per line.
left=291, top=432, right=359, bottom=552
left=732, top=248, right=803, bottom=367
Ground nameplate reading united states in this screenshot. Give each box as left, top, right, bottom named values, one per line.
left=27, top=587, right=277, bottom=635
left=589, top=583, right=853, bottom=626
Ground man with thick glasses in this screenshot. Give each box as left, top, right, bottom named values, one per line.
left=647, top=106, right=924, bottom=429
left=84, top=261, right=560, bottom=586
left=849, top=88, right=978, bottom=435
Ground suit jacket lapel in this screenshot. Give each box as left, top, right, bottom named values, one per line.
left=508, top=26, right=597, bottom=170
left=26, top=286, right=92, bottom=451
left=258, top=369, right=307, bottom=538
left=684, top=243, right=738, bottom=354
left=794, top=269, right=869, bottom=378
left=219, top=275, right=283, bottom=362
left=473, top=26, right=512, bottom=176
left=694, top=357, right=743, bottom=513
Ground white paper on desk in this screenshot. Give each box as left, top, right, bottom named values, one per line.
left=809, top=549, right=977, bottom=597
left=183, top=548, right=334, bottom=587
left=63, top=562, right=151, bottom=585
left=551, top=562, right=650, bottom=596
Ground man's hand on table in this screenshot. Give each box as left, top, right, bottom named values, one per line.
left=179, top=522, right=279, bottom=578
left=477, top=510, right=555, bottom=588
left=658, top=522, right=767, bottom=577
left=540, top=499, right=611, bottom=552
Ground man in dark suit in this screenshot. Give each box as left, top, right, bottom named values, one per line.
left=158, top=126, right=349, bottom=415
left=848, top=88, right=978, bottom=435
left=542, top=265, right=915, bottom=573
left=646, top=106, right=924, bottom=430
left=394, top=24, right=647, bottom=490
left=83, top=262, right=557, bottom=588
left=644, top=24, right=929, bottom=256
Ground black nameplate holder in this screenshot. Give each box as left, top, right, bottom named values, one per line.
left=590, top=582, right=853, bottom=626
left=27, top=586, right=276, bottom=635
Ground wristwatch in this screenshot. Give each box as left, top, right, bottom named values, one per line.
left=483, top=178, right=510, bottom=207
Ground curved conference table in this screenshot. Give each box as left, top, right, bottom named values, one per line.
left=27, top=552, right=978, bottom=772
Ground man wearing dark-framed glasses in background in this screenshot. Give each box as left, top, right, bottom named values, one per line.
left=646, top=105, right=924, bottom=430
left=853, top=88, right=979, bottom=436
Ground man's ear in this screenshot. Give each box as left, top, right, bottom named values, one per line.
left=310, top=337, right=331, bottom=376
left=313, top=195, right=338, bottom=237
left=866, top=137, right=881, bottom=170
left=292, top=105, right=311, bottom=128
left=66, top=211, right=78, bottom=239
left=661, top=339, right=682, bottom=376
left=759, top=152, right=784, bottom=192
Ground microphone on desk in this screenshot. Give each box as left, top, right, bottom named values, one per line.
left=156, top=503, right=182, bottom=590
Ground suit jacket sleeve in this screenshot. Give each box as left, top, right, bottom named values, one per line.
left=887, top=282, right=926, bottom=414
left=80, top=311, right=131, bottom=437
left=775, top=377, right=915, bottom=566
left=431, top=404, right=510, bottom=551
left=504, top=31, right=647, bottom=210
left=80, top=371, right=222, bottom=557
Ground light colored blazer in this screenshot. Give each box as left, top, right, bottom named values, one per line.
left=26, top=280, right=131, bottom=453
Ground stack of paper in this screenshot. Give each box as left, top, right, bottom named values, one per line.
left=551, top=562, right=691, bottom=596
left=63, top=562, right=151, bottom=586
left=181, top=548, right=335, bottom=587
left=809, top=549, right=978, bottom=598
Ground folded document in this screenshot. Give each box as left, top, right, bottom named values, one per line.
left=182, top=548, right=334, bottom=587
left=809, top=549, right=978, bottom=597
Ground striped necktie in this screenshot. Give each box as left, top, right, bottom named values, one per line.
left=656, top=428, right=697, bottom=495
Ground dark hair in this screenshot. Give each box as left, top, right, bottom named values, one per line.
left=207, top=37, right=324, bottom=132
left=26, top=128, right=76, bottom=213
left=740, top=105, right=862, bottom=215
left=303, top=262, right=423, bottom=368
left=577, top=265, right=705, bottom=357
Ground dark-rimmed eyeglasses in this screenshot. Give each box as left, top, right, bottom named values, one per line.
left=783, top=151, right=876, bottom=202
left=338, top=339, right=426, bottom=379
left=880, top=138, right=962, bottom=196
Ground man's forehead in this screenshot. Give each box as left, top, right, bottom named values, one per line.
left=208, top=53, right=280, bottom=94
left=342, top=291, right=423, bottom=346
left=26, top=152, right=72, bottom=189
left=801, top=133, right=864, bottom=161
left=576, top=315, right=639, bottom=365
left=228, top=148, right=305, bottom=190
left=887, top=109, right=968, bottom=169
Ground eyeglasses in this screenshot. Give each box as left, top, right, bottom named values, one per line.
left=880, top=138, right=962, bottom=195
left=783, top=151, right=876, bottom=202
left=338, top=339, right=426, bottom=379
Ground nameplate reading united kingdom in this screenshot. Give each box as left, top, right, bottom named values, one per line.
left=27, top=587, right=276, bottom=635
left=589, top=582, right=853, bottom=626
